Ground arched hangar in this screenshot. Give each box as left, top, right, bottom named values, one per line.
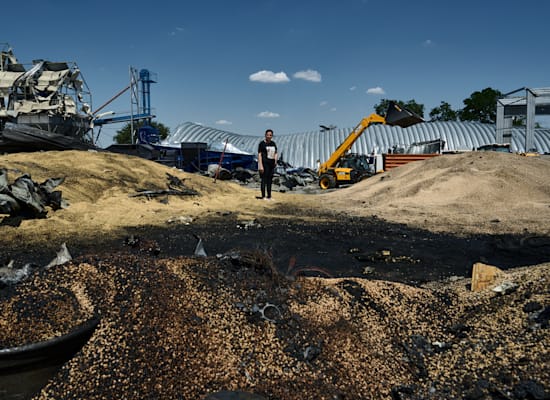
left=163, top=121, right=550, bottom=170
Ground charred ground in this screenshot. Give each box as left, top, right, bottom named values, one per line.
left=4, top=209, right=550, bottom=287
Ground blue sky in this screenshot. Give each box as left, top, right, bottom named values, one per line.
left=3, top=0, right=549, bottom=147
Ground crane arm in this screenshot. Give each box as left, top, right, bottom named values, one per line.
left=319, top=113, right=386, bottom=174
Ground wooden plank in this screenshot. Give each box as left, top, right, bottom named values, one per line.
left=471, top=262, right=503, bottom=292
left=383, top=153, right=440, bottom=170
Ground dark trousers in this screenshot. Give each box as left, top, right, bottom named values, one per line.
left=261, top=162, right=275, bottom=198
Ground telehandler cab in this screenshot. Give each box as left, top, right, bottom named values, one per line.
left=318, top=102, right=423, bottom=190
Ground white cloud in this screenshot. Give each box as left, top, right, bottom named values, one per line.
left=423, top=39, right=434, bottom=47
left=366, top=86, right=385, bottom=95
left=249, top=70, right=290, bottom=83
left=349, top=86, right=357, bottom=91
left=257, top=111, right=280, bottom=118
left=215, top=119, right=232, bottom=125
left=293, top=69, right=322, bottom=82
left=320, top=101, right=328, bottom=106
left=330, top=107, right=336, bottom=112
left=170, top=26, right=184, bottom=36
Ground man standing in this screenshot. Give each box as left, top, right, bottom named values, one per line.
left=257, top=129, right=278, bottom=200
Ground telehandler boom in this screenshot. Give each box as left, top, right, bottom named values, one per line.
left=318, top=102, right=423, bottom=189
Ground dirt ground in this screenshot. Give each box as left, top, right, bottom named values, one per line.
left=1, top=150, right=549, bottom=283
left=0, top=150, right=549, bottom=399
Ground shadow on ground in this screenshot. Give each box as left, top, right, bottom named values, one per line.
left=4, top=212, right=550, bottom=287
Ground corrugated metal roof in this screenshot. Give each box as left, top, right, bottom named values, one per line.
left=164, top=121, right=550, bottom=169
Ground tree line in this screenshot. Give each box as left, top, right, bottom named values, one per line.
left=374, top=87, right=505, bottom=124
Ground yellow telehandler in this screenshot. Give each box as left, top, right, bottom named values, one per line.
left=318, top=102, right=423, bottom=190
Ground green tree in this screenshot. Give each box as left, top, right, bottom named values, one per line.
left=114, top=121, right=170, bottom=144
left=429, top=101, right=458, bottom=121
left=459, top=87, right=502, bottom=124
left=374, top=99, right=425, bottom=118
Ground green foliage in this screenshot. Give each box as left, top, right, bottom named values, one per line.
left=114, top=121, right=170, bottom=144
left=374, top=99, right=425, bottom=118
left=458, top=87, right=502, bottom=124
left=429, top=101, right=458, bottom=121
left=374, top=87, right=504, bottom=125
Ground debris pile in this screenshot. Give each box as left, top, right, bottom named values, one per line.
left=0, top=168, right=67, bottom=218
left=220, top=165, right=319, bottom=194
left=0, top=243, right=72, bottom=287
left=0, top=44, right=95, bottom=153
left=129, top=172, right=200, bottom=198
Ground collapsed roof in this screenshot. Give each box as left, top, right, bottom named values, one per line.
left=0, top=43, right=94, bottom=152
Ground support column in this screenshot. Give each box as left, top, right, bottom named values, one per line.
left=496, top=101, right=504, bottom=143
left=525, top=89, right=536, bottom=152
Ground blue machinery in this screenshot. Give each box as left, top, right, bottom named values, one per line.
left=136, top=69, right=160, bottom=143
left=95, top=68, right=257, bottom=172
left=93, top=67, right=159, bottom=144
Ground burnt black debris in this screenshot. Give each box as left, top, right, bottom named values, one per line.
left=130, top=172, right=200, bottom=198
left=0, top=168, right=67, bottom=218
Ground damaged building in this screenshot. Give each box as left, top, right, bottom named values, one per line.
left=164, top=118, right=550, bottom=171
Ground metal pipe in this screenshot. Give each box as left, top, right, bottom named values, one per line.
left=92, top=84, right=130, bottom=115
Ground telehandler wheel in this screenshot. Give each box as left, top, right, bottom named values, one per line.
left=319, top=174, right=336, bottom=190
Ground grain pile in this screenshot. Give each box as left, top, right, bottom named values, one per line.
left=321, top=152, right=550, bottom=235
left=0, top=249, right=548, bottom=399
